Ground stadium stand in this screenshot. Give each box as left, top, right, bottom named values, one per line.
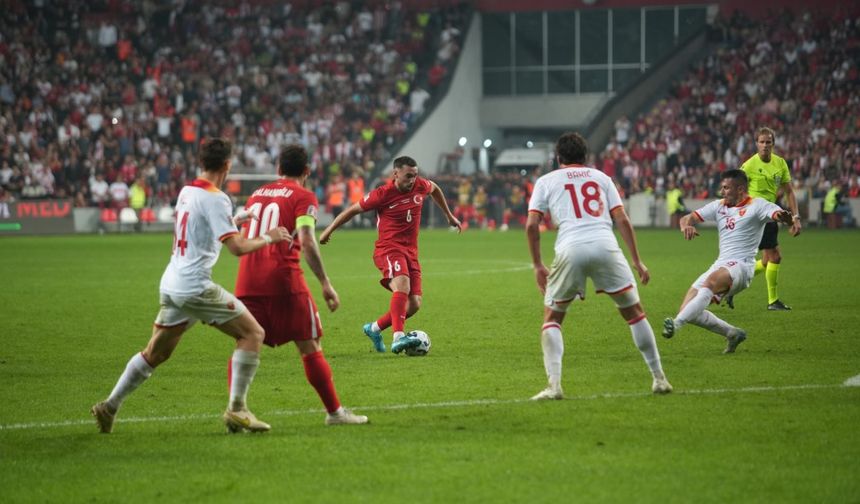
left=0, top=0, right=469, bottom=215
left=1, top=1, right=856, bottom=231
left=594, top=7, right=860, bottom=208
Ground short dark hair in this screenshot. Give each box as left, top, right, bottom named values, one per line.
left=393, top=156, right=418, bottom=170
left=278, top=144, right=308, bottom=177
left=721, top=168, right=748, bottom=187
left=198, top=138, right=233, bottom=172
left=555, top=132, right=588, bottom=165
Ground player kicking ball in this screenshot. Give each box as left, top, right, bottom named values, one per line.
left=320, top=156, right=461, bottom=354
left=663, top=169, right=795, bottom=353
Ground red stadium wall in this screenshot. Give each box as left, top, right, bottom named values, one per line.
left=475, top=0, right=853, bottom=16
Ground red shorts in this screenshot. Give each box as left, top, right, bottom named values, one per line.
left=373, top=252, right=422, bottom=295
left=240, top=293, right=322, bottom=347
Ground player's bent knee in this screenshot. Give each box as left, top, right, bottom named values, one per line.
left=247, top=324, right=265, bottom=346
left=611, top=288, right=640, bottom=309
left=619, top=304, right=644, bottom=322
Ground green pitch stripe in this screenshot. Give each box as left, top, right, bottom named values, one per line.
left=0, top=222, right=22, bottom=231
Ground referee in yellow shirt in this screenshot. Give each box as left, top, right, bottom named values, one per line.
left=731, top=127, right=801, bottom=310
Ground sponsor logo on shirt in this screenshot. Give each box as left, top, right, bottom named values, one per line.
left=388, top=198, right=411, bottom=209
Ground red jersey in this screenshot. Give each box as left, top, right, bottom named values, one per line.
left=360, top=177, right=433, bottom=258
left=235, top=179, right=318, bottom=297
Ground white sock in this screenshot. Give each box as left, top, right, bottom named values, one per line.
left=690, top=310, right=736, bottom=337
left=541, top=323, right=564, bottom=389
left=105, top=353, right=154, bottom=412
left=371, top=322, right=381, bottom=333
left=392, top=331, right=405, bottom=342
left=229, top=349, right=259, bottom=412
left=629, top=317, right=664, bottom=378
left=674, top=287, right=714, bottom=330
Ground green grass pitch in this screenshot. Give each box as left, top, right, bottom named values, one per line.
left=1, top=228, right=858, bottom=503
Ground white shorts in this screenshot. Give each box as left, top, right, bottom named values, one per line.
left=544, top=246, right=636, bottom=312
left=155, top=283, right=246, bottom=328
left=691, top=259, right=755, bottom=302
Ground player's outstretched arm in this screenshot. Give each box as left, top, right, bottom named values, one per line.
left=610, top=206, right=649, bottom=285
left=429, top=181, right=462, bottom=232
left=782, top=181, right=802, bottom=237
left=319, top=202, right=363, bottom=244
left=300, top=225, right=339, bottom=312
left=678, top=212, right=702, bottom=241
left=223, top=227, right=291, bottom=256
left=525, top=211, right=549, bottom=294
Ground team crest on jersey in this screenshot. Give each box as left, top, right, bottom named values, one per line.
left=739, top=208, right=747, bottom=217
left=227, top=302, right=235, bottom=311
left=413, top=195, right=423, bottom=205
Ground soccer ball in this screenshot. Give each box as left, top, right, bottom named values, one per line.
left=404, top=330, right=431, bottom=356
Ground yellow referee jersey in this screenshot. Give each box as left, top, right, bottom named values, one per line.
left=741, top=153, right=791, bottom=203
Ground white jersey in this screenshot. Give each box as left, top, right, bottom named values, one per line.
left=694, top=196, right=782, bottom=263
left=159, top=179, right=239, bottom=297
left=528, top=165, right=624, bottom=252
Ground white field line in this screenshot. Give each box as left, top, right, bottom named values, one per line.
left=0, top=382, right=852, bottom=432
left=844, top=374, right=860, bottom=387
left=334, top=261, right=533, bottom=280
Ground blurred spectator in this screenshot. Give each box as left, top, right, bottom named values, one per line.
left=129, top=175, right=148, bottom=232
left=346, top=169, right=368, bottom=227
left=823, top=181, right=853, bottom=228
left=90, top=173, right=110, bottom=208
left=109, top=178, right=129, bottom=209
left=666, top=180, right=686, bottom=229
left=325, top=174, right=346, bottom=217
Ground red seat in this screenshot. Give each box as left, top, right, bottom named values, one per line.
left=101, top=208, right=118, bottom=223
left=140, top=207, right=156, bottom=223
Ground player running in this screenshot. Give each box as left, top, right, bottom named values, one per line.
left=234, top=145, right=367, bottom=425
left=663, top=169, right=795, bottom=353
left=527, top=132, right=671, bottom=400
left=91, top=138, right=291, bottom=434
left=319, top=156, right=461, bottom=354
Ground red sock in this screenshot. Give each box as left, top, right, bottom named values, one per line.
left=376, top=312, right=392, bottom=330
left=390, top=291, right=408, bottom=333
left=302, top=351, right=340, bottom=413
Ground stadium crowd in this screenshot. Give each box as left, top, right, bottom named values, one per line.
left=0, top=0, right=467, bottom=211
left=595, top=7, right=860, bottom=211
left=1, top=2, right=857, bottom=229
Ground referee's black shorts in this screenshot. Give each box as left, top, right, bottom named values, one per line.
left=758, top=221, right=779, bottom=250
